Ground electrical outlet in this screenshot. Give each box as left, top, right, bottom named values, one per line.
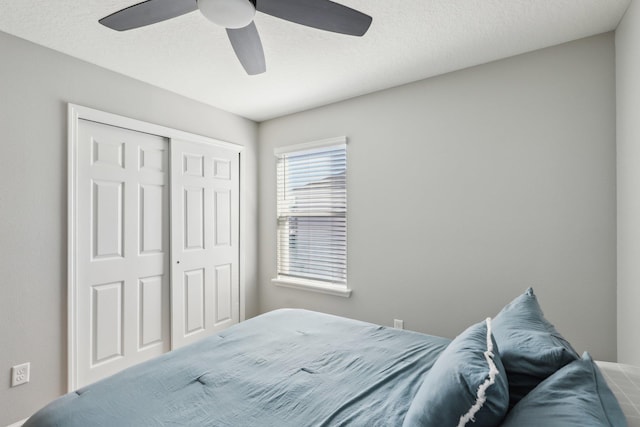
left=393, top=319, right=404, bottom=329
left=11, top=362, right=30, bottom=387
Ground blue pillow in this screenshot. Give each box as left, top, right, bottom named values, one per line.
left=500, top=352, right=627, bottom=426
left=492, top=287, right=578, bottom=407
left=403, top=318, right=509, bottom=427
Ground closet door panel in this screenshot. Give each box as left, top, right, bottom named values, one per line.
left=170, top=139, right=240, bottom=349
left=76, top=120, right=170, bottom=388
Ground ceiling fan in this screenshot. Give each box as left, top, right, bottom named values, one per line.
left=99, top=0, right=372, bottom=75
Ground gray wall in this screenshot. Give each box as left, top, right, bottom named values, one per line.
left=616, top=2, right=640, bottom=366
left=259, top=34, right=617, bottom=362
left=0, top=31, right=258, bottom=426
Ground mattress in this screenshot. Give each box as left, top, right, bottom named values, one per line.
left=24, top=309, right=450, bottom=427
left=597, top=361, right=640, bottom=427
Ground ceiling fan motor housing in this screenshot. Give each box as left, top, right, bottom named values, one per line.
left=197, top=0, right=257, bottom=29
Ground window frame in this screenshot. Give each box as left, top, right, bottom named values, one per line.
left=271, top=136, right=351, bottom=298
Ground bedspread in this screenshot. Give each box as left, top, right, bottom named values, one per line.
left=24, top=309, right=450, bottom=427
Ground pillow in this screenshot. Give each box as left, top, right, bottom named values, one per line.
left=500, top=352, right=627, bottom=427
left=492, top=287, right=578, bottom=407
left=403, top=318, right=509, bottom=427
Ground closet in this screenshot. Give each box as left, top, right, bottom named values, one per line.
left=68, top=105, right=244, bottom=390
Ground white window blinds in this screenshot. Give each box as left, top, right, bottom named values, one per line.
left=276, top=139, right=347, bottom=285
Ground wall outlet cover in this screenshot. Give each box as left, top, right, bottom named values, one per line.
left=11, top=362, right=30, bottom=387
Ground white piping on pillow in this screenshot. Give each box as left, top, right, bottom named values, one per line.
left=457, top=317, right=499, bottom=427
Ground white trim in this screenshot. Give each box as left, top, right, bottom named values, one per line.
left=67, top=104, right=79, bottom=392
left=69, top=104, right=244, bottom=152
left=457, top=317, right=500, bottom=427
left=271, top=277, right=352, bottom=298
left=6, top=418, right=27, bottom=427
left=67, top=103, right=247, bottom=391
left=273, top=136, right=347, bottom=157
left=239, top=146, right=247, bottom=321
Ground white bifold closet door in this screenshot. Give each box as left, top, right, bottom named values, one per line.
left=170, top=139, right=240, bottom=349
left=76, top=119, right=171, bottom=387
left=75, top=120, right=240, bottom=389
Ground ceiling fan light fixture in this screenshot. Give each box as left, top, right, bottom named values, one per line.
left=197, top=0, right=256, bottom=29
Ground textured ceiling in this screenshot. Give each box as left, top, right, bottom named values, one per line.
left=0, top=0, right=631, bottom=121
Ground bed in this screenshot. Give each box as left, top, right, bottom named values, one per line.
left=24, top=288, right=629, bottom=426
left=598, top=362, right=640, bottom=427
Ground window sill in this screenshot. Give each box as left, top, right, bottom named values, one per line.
left=271, top=277, right=352, bottom=298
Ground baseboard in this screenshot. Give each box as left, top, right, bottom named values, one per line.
left=6, top=419, right=27, bottom=427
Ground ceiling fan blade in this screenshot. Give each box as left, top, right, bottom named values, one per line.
left=256, top=0, right=372, bottom=36
left=99, top=0, right=198, bottom=31
left=227, top=22, right=266, bottom=75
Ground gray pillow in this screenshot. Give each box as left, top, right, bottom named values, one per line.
left=501, top=352, right=627, bottom=427
left=492, top=287, right=579, bottom=407
left=403, top=318, right=509, bottom=427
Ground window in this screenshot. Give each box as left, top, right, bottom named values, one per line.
left=272, top=137, right=350, bottom=297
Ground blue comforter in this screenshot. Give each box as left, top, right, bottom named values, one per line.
left=24, top=309, right=450, bottom=426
